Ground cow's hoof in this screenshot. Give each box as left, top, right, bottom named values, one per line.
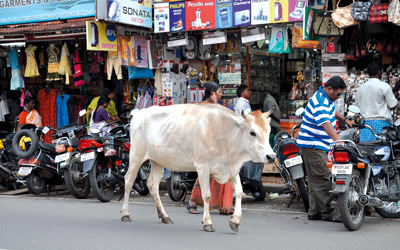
left=121, top=215, right=131, bottom=222
left=229, top=222, right=239, bottom=232
left=161, top=217, right=174, bottom=224
left=203, top=224, right=215, bottom=232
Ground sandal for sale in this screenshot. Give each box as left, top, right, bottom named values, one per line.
left=186, top=204, right=199, bottom=214
left=322, top=214, right=342, bottom=223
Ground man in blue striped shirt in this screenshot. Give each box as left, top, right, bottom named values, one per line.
left=297, top=76, right=353, bottom=223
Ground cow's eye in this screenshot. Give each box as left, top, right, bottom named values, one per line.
left=250, top=131, right=256, bottom=137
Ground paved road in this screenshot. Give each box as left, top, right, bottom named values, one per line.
left=0, top=195, right=399, bottom=250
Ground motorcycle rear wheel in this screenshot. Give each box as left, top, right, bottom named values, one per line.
left=26, top=171, right=47, bottom=195
left=89, top=158, right=115, bottom=202
left=338, top=170, right=365, bottom=231
left=375, top=201, right=400, bottom=218
left=64, top=157, right=90, bottom=199
left=167, top=172, right=186, bottom=202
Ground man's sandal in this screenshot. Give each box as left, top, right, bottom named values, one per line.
left=186, top=204, right=199, bottom=214
left=322, top=214, right=342, bottom=223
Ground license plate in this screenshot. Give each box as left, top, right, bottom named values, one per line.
left=332, top=164, right=353, bottom=175
left=81, top=151, right=95, bottom=162
left=284, top=156, right=303, bottom=168
left=55, top=153, right=70, bottom=163
left=17, top=167, right=32, bottom=177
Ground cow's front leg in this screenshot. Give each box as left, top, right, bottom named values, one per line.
left=148, top=162, right=173, bottom=224
left=197, top=170, right=213, bottom=232
left=229, top=174, right=242, bottom=232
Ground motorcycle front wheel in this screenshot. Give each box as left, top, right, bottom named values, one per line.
left=133, top=178, right=149, bottom=196
left=89, top=158, right=115, bottom=202
left=338, top=170, right=365, bottom=231
left=26, top=171, right=47, bottom=195
left=167, top=172, right=187, bottom=202
left=250, top=181, right=266, bottom=201
left=64, top=157, right=90, bottom=199
left=375, top=202, right=400, bottom=218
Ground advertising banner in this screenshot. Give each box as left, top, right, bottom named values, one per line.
left=303, top=7, right=317, bottom=40
left=0, top=0, right=95, bottom=25
left=119, top=35, right=136, bottom=66
left=251, top=0, right=269, bottom=25
left=288, top=0, right=308, bottom=22
left=270, top=0, right=288, bottom=23
left=106, top=0, right=152, bottom=28
left=216, top=0, right=233, bottom=29
left=169, top=1, right=186, bottom=31
left=154, top=3, right=170, bottom=33
left=148, top=40, right=164, bottom=68
left=292, top=22, right=321, bottom=49
left=133, top=36, right=149, bottom=68
left=232, top=0, right=251, bottom=27
left=86, top=21, right=118, bottom=51
left=186, top=0, right=216, bottom=31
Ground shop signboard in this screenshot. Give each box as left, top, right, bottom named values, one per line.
left=186, top=0, right=216, bottom=31
left=0, top=0, right=95, bottom=25
left=169, top=1, right=186, bottom=31
left=270, top=0, right=289, bottom=23
left=133, top=35, right=149, bottom=68
left=86, top=21, right=118, bottom=51
left=288, top=0, right=308, bottom=22
left=154, top=3, right=170, bottom=33
left=232, top=0, right=251, bottom=27
left=251, top=0, right=269, bottom=25
left=216, top=0, right=233, bottom=29
left=96, top=0, right=152, bottom=28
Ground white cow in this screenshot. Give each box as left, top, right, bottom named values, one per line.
left=121, top=104, right=275, bottom=232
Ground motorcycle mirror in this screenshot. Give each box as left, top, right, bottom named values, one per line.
left=79, top=109, right=87, bottom=117
left=348, top=105, right=360, bottom=114
left=295, top=107, right=305, bottom=117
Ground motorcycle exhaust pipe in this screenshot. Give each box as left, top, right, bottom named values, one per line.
left=104, top=173, right=117, bottom=183
left=359, top=195, right=384, bottom=208
left=0, top=165, right=11, bottom=176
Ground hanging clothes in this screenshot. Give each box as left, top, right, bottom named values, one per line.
left=24, top=44, right=40, bottom=78
left=89, top=52, right=101, bottom=81
left=73, top=46, right=85, bottom=87
left=0, top=94, right=9, bottom=122
left=9, top=49, right=24, bottom=90
left=56, top=93, right=70, bottom=128
left=37, top=88, right=57, bottom=142
left=46, top=44, right=61, bottom=81
left=58, top=43, right=72, bottom=85
left=106, top=51, right=122, bottom=80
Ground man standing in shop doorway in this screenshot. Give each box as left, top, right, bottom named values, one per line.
left=297, top=76, right=353, bottom=223
left=355, top=61, right=398, bottom=142
left=235, top=85, right=251, bottom=115
left=263, top=91, right=281, bottom=135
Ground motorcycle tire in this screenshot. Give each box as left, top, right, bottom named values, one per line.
left=250, top=181, right=266, bottom=201
left=64, top=157, right=90, bottom=199
left=11, top=129, right=39, bottom=158
left=338, top=170, right=365, bottom=231
left=26, top=171, right=47, bottom=195
left=167, top=172, right=186, bottom=202
left=89, top=157, right=115, bottom=202
left=0, top=178, right=23, bottom=190
left=295, top=178, right=309, bottom=212
left=375, top=202, right=400, bottom=218
left=133, top=179, right=149, bottom=196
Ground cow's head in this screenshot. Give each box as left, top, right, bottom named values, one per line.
left=238, top=110, right=276, bottom=163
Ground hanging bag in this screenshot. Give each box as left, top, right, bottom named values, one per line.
left=332, top=0, right=360, bottom=28
left=314, top=0, right=344, bottom=37
left=388, top=0, right=400, bottom=25
left=369, top=0, right=389, bottom=23
left=351, top=0, right=372, bottom=22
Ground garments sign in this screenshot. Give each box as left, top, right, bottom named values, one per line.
left=133, top=36, right=149, bottom=68
left=288, top=0, right=308, bottom=22
left=269, top=0, right=289, bottom=23
left=251, top=0, right=270, bottom=25
left=216, top=0, right=233, bottom=29
left=0, top=0, right=95, bottom=25
left=97, top=0, right=152, bottom=28
left=232, top=0, right=251, bottom=27
left=86, top=21, right=118, bottom=51
left=169, top=2, right=186, bottom=32
left=186, top=0, right=216, bottom=31
left=154, top=3, right=170, bottom=33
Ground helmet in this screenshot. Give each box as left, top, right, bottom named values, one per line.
left=19, top=136, right=32, bottom=151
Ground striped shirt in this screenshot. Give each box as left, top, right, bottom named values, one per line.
left=297, top=86, right=336, bottom=152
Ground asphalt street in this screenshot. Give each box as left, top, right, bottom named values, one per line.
left=0, top=194, right=399, bottom=250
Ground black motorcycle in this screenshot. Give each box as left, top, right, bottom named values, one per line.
left=331, top=105, right=400, bottom=231
left=0, top=133, right=21, bottom=190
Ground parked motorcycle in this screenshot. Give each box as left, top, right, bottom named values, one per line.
left=0, top=134, right=21, bottom=190
left=165, top=171, right=198, bottom=202
left=330, top=105, right=400, bottom=231
left=273, top=108, right=309, bottom=212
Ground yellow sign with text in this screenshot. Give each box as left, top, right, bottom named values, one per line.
left=86, top=21, right=118, bottom=51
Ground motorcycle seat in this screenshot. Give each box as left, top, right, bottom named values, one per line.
left=39, top=142, right=56, bottom=154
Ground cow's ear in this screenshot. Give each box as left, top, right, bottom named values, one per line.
left=262, top=109, right=273, bottom=119
left=231, top=114, right=245, bottom=127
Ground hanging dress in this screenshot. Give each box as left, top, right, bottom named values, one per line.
left=24, top=44, right=40, bottom=78
left=73, top=47, right=85, bottom=87
left=46, top=44, right=61, bottom=81
left=56, top=93, right=70, bottom=127
left=89, top=51, right=101, bottom=81
left=9, top=49, right=24, bottom=90
left=58, top=43, right=72, bottom=85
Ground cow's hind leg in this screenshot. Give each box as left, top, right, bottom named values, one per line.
left=229, top=175, right=243, bottom=232
left=121, top=155, right=144, bottom=222
left=149, top=161, right=173, bottom=224
left=197, top=170, right=213, bottom=232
